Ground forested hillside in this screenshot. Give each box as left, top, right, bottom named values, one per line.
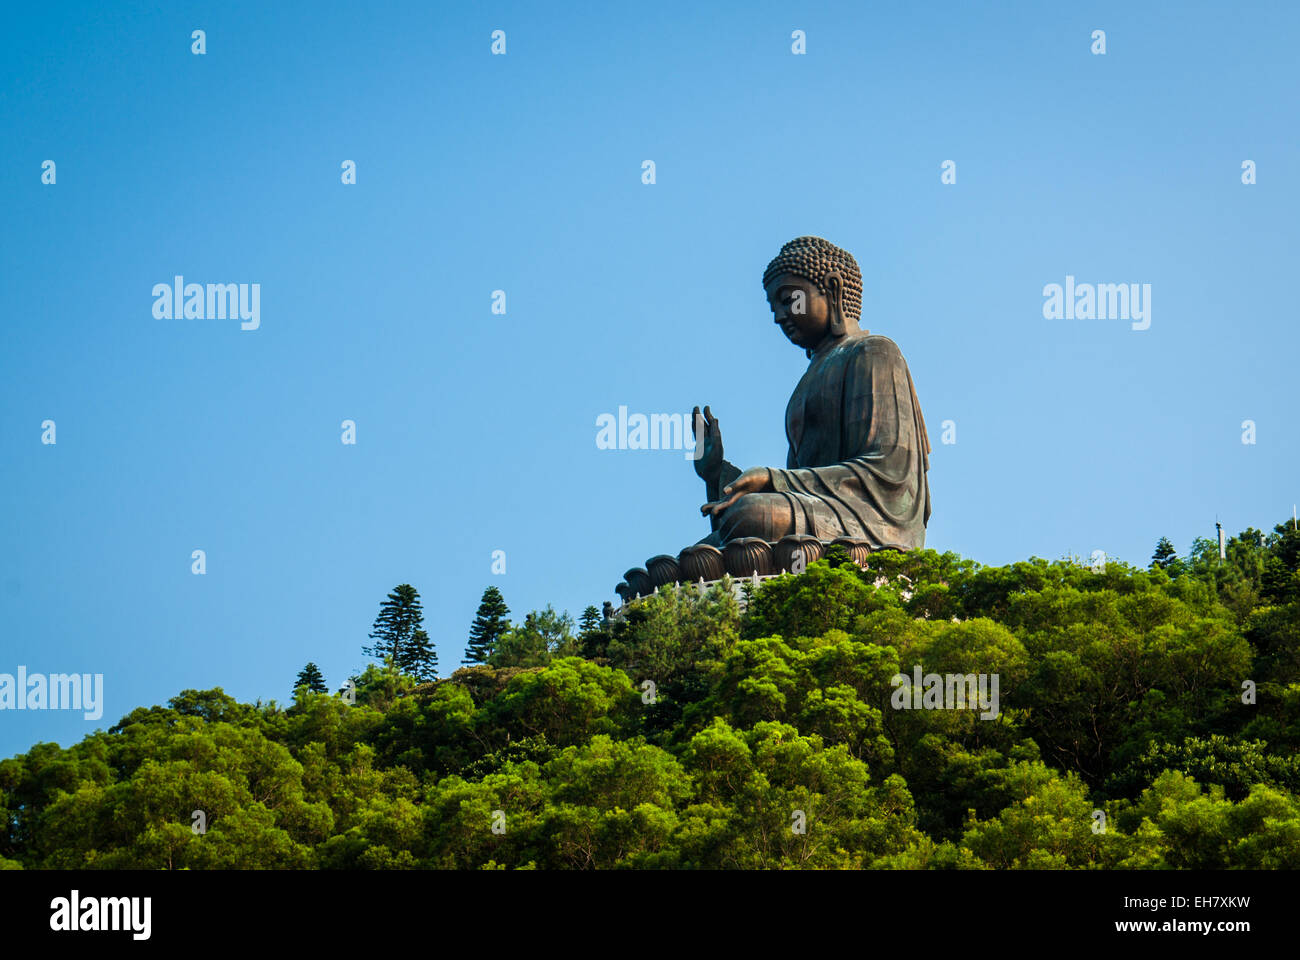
left=3, top=520, right=1298, bottom=869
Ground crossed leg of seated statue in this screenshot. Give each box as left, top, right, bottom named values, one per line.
left=700, top=490, right=872, bottom=547
left=698, top=493, right=802, bottom=547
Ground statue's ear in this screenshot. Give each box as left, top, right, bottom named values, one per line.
left=823, top=272, right=845, bottom=336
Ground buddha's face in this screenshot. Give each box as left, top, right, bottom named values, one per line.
left=765, top=273, right=833, bottom=349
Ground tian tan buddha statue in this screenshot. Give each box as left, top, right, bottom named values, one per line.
left=613, top=236, right=931, bottom=603
left=692, top=236, right=931, bottom=551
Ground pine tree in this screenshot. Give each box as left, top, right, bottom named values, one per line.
left=578, top=605, right=602, bottom=636
left=400, top=628, right=439, bottom=683
left=464, top=586, right=510, bottom=664
left=364, top=584, right=425, bottom=668
left=1151, top=536, right=1177, bottom=570
left=294, top=662, right=328, bottom=694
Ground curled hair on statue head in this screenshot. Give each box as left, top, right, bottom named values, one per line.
left=762, top=236, right=863, bottom=325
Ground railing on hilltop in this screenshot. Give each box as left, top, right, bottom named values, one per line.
left=606, top=568, right=914, bottom=622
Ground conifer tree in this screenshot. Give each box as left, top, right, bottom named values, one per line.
left=364, top=584, right=425, bottom=668
left=294, top=662, right=328, bottom=694
left=400, top=628, right=439, bottom=683
left=1151, top=536, right=1177, bottom=570
left=464, top=586, right=510, bottom=664
left=579, top=605, right=602, bottom=636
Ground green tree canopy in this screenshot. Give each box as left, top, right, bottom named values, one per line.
left=6, top=515, right=1300, bottom=870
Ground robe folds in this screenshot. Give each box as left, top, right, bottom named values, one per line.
left=725, top=332, right=930, bottom=550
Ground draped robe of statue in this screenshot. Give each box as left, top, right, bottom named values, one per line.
left=708, top=331, right=931, bottom=549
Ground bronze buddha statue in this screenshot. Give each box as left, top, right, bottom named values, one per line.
left=692, top=236, right=931, bottom=551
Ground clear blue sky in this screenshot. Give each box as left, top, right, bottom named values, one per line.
left=2, top=1, right=1297, bottom=757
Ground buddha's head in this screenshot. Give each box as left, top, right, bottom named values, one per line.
left=762, top=236, right=864, bottom=352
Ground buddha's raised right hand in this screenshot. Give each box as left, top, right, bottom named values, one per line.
left=691, top=405, right=725, bottom=482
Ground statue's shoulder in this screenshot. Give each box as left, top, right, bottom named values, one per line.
left=845, top=333, right=905, bottom=362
